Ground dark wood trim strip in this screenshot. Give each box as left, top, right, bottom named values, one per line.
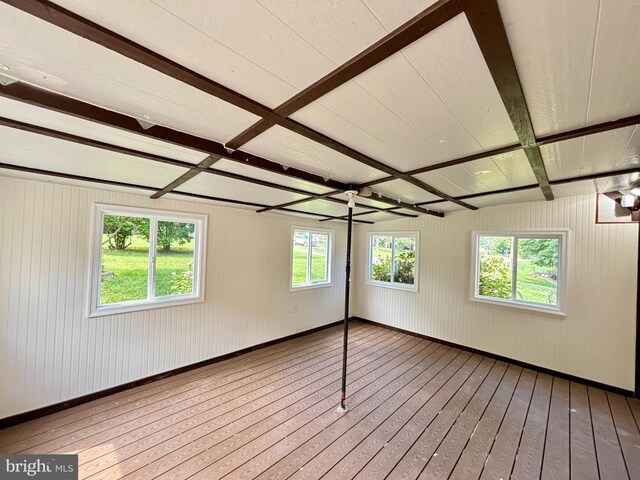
left=0, top=0, right=280, bottom=122
left=0, top=321, right=343, bottom=429
left=225, top=0, right=461, bottom=148
left=0, top=163, right=373, bottom=223
left=537, top=114, right=640, bottom=146
left=411, top=168, right=640, bottom=208
left=2, top=1, right=473, bottom=209
left=461, top=0, right=553, bottom=201
left=0, top=83, right=349, bottom=192
left=353, top=317, right=634, bottom=397
left=151, top=155, right=221, bottom=199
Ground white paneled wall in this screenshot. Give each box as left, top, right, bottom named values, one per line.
left=352, top=195, right=638, bottom=391
left=0, top=176, right=346, bottom=419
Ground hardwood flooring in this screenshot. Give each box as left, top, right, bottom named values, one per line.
left=0, top=321, right=639, bottom=479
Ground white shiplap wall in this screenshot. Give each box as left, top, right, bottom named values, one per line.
left=352, top=195, right=638, bottom=391
left=0, top=176, right=346, bottom=419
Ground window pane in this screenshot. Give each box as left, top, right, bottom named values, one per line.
left=371, top=235, right=392, bottom=282
left=100, top=215, right=150, bottom=305
left=155, top=221, right=196, bottom=297
left=393, top=236, right=416, bottom=285
left=292, top=229, right=309, bottom=285
left=516, top=238, right=559, bottom=306
left=478, top=235, right=513, bottom=300
left=311, top=233, right=328, bottom=282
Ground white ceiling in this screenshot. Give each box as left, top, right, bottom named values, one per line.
left=0, top=1, right=637, bottom=222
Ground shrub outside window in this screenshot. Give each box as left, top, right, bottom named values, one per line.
left=471, top=231, right=566, bottom=315
left=367, top=232, right=419, bottom=292
left=89, top=204, right=207, bottom=317
left=290, top=227, right=332, bottom=290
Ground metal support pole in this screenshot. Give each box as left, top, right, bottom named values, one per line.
left=337, top=206, right=353, bottom=413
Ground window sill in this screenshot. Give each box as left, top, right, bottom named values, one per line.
left=290, top=282, right=333, bottom=292
left=366, top=280, right=418, bottom=293
left=471, top=296, right=566, bottom=316
left=89, top=295, right=204, bottom=318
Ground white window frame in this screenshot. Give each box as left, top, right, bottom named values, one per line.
left=289, top=226, right=333, bottom=291
left=367, top=231, right=419, bottom=292
left=470, top=230, right=567, bottom=316
left=88, top=203, right=207, bottom=317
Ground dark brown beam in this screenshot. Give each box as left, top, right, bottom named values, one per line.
left=226, top=0, right=461, bottom=149
left=462, top=0, right=553, bottom=201
left=537, top=113, right=640, bottom=146
left=414, top=167, right=640, bottom=206
left=0, top=112, right=410, bottom=217
left=0, top=162, right=373, bottom=223
left=150, top=155, right=221, bottom=199
left=0, top=82, right=348, bottom=191
left=2, top=1, right=474, bottom=209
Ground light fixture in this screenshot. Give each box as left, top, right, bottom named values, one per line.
left=359, top=186, right=373, bottom=197
left=621, top=195, right=635, bottom=208
left=345, top=190, right=358, bottom=208
left=631, top=187, right=640, bottom=196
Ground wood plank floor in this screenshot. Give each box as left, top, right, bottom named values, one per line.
left=1, top=321, right=639, bottom=480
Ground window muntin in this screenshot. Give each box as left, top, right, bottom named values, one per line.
left=90, top=204, right=206, bottom=317
left=291, top=228, right=332, bottom=289
left=368, top=232, right=419, bottom=291
left=472, top=231, right=566, bottom=314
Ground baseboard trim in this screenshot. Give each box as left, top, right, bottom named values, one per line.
left=0, top=320, right=343, bottom=430
left=352, top=316, right=634, bottom=397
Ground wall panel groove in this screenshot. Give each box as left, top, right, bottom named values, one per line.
left=0, top=176, right=346, bottom=419
left=352, top=195, right=637, bottom=390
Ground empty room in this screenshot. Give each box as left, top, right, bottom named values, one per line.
left=0, top=0, right=639, bottom=479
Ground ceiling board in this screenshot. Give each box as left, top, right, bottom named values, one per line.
left=467, top=188, right=545, bottom=209
left=0, top=125, right=188, bottom=187
left=0, top=95, right=209, bottom=164
left=286, top=199, right=368, bottom=218
left=0, top=3, right=260, bottom=145
left=293, top=14, right=516, bottom=172
left=0, top=169, right=157, bottom=197
left=211, top=159, right=335, bottom=195
left=541, top=126, right=640, bottom=181
left=372, top=179, right=442, bottom=204
left=498, top=0, right=599, bottom=136
left=242, top=125, right=382, bottom=184
left=362, top=0, right=441, bottom=32
left=165, top=192, right=260, bottom=211
left=586, top=0, right=640, bottom=125
left=428, top=202, right=465, bottom=213
left=354, top=211, right=404, bottom=223
left=179, top=173, right=309, bottom=206
left=416, top=150, right=537, bottom=195
left=551, top=173, right=640, bottom=199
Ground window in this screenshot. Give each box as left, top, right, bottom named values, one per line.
left=367, top=232, right=419, bottom=291
left=89, top=204, right=207, bottom=317
left=471, top=231, right=566, bottom=314
left=290, top=227, right=332, bottom=289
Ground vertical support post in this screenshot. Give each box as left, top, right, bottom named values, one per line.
left=635, top=222, right=640, bottom=398
left=338, top=206, right=354, bottom=412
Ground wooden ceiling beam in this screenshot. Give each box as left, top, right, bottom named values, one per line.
left=412, top=167, right=640, bottom=207
left=1, top=0, right=475, bottom=210
left=0, top=162, right=374, bottom=223
left=0, top=82, right=349, bottom=192
left=462, top=0, right=553, bottom=200
left=226, top=0, right=461, bottom=149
